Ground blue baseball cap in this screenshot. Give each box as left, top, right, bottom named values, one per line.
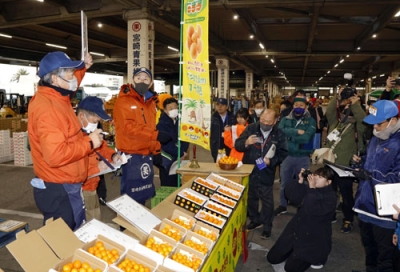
left=38, top=51, right=85, bottom=78
left=363, top=100, right=398, bottom=125
left=217, top=98, right=228, bottom=105
left=77, top=96, right=111, bottom=121
left=133, top=67, right=152, bottom=79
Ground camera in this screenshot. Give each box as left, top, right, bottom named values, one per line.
left=393, top=78, right=400, bottom=86
left=340, top=86, right=357, bottom=100
left=301, top=169, right=313, bottom=185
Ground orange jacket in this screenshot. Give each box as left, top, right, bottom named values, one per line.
left=83, top=140, right=115, bottom=191
left=28, top=69, right=93, bottom=183
left=113, top=84, right=160, bottom=155
left=224, top=124, right=247, bottom=161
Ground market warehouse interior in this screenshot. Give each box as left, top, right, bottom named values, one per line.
left=1, top=1, right=400, bottom=272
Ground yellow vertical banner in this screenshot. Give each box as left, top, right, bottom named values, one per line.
left=180, top=0, right=211, bottom=150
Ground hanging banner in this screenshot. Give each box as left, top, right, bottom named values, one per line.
left=180, top=0, right=211, bottom=150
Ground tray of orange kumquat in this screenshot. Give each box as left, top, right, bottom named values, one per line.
left=202, top=200, right=232, bottom=220
left=194, top=210, right=227, bottom=230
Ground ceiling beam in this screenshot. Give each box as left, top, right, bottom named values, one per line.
left=302, top=6, right=320, bottom=83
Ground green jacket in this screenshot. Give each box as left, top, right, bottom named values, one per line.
left=278, top=110, right=316, bottom=157
left=324, top=95, right=367, bottom=165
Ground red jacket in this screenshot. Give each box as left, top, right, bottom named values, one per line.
left=113, top=84, right=160, bottom=155
left=28, top=69, right=93, bottom=183
left=83, top=140, right=115, bottom=191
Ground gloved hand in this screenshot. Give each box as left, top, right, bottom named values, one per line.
left=157, top=131, right=172, bottom=144
left=353, top=169, right=372, bottom=181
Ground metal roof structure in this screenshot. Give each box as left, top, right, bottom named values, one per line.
left=1, top=0, right=400, bottom=89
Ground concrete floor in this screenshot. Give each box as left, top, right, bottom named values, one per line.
left=0, top=144, right=365, bottom=272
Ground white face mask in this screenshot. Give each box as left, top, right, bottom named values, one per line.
left=168, top=109, right=178, bottom=119
left=255, top=109, right=263, bottom=116
left=82, top=114, right=98, bottom=133
left=58, top=75, right=78, bottom=91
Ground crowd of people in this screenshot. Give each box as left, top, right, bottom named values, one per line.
left=26, top=50, right=400, bottom=272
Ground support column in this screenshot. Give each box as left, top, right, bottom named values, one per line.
left=245, top=70, right=253, bottom=99
left=215, top=56, right=229, bottom=98
left=124, top=10, right=155, bottom=78
left=366, top=77, right=372, bottom=95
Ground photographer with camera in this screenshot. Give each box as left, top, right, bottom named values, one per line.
left=379, top=76, right=400, bottom=101
left=266, top=167, right=336, bottom=272
left=351, top=100, right=400, bottom=272
left=324, top=74, right=367, bottom=233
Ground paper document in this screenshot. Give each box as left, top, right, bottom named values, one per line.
left=265, top=144, right=276, bottom=159
left=88, top=154, right=131, bottom=179
left=169, top=160, right=190, bottom=175
left=323, top=160, right=355, bottom=177
left=374, top=183, right=400, bottom=216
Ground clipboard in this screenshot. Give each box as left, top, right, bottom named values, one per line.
left=323, top=159, right=355, bottom=178
left=374, top=183, right=400, bottom=216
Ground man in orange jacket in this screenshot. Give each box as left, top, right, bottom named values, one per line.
left=28, top=51, right=103, bottom=230
left=113, top=67, right=170, bottom=205
left=76, top=96, right=121, bottom=221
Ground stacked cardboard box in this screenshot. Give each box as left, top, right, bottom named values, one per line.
left=12, top=132, right=32, bottom=166
left=0, top=130, right=13, bottom=163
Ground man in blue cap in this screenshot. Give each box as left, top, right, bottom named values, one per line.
left=113, top=67, right=169, bottom=205
left=351, top=100, right=400, bottom=272
left=28, top=51, right=104, bottom=230
left=210, top=97, right=235, bottom=162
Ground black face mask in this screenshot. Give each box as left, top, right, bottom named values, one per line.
left=134, top=82, right=149, bottom=96
left=260, top=124, right=273, bottom=132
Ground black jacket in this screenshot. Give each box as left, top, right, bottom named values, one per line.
left=235, top=123, right=288, bottom=186
left=282, top=181, right=336, bottom=264
left=248, top=112, right=259, bottom=124
left=210, top=110, right=235, bottom=160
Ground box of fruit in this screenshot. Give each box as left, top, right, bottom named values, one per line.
left=216, top=184, right=242, bottom=201
left=108, top=248, right=158, bottom=272
left=182, top=231, right=214, bottom=256
left=53, top=248, right=108, bottom=272
left=81, top=234, right=126, bottom=265
left=154, top=218, right=187, bottom=243
left=202, top=200, right=232, bottom=220
left=191, top=177, right=219, bottom=197
left=194, top=210, right=227, bottom=230
left=163, top=243, right=205, bottom=272
left=174, top=188, right=208, bottom=214
left=192, top=221, right=220, bottom=244
left=210, top=193, right=237, bottom=209
left=168, top=209, right=197, bottom=231
left=7, top=218, right=85, bottom=272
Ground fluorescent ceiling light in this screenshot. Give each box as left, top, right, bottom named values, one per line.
left=274, top=65, right=276, bottom=68
left=37, top=0, right=44, bottom=2
left=334, top=64, right=338, bottom=67
left=357, top=47, right=361, bottom=50
left=340, top=59, right=344, bottom=63
left=90, top=52, right=105, bottom=57
left=270, top=59, right=274, bottom=63
left=98, top=23, right=103, bottom=28
left=327, top=71, right=331, bottom=74
left=0, top=33, right=12, bottom=38
left=372, top=76, right=377, bottom=79
left=346, top=55, right=349, bottom=57
left=372, top=34, right=377, bottom=38
left=233, top=15, right=239, bottom=20
left=46, top=43, right=67, bottom=49
left=167, top=46, right=179, bottom=52
left=259, top=43, right=264, bottom=49
left=361, top=79, right=364, bottom=82
left=395, top=11, right=400, bottom=17
left=265, top=55, right=268, bottom=58
left=250, top=35, right=254, bottom=39
left=380, top=74, right=385, bottom=77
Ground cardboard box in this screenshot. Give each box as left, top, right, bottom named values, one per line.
left=155, top=264, right=176, bottom=272
left=210, top=193, right=237, bottom=209
left=202, top=200, right=232, bottom=220
left=205, top=173, right=228, bottom=186
left=165, top=243, right=205, bottom=272
left=53, top=248, right=108, bottom=271
left=194, top=210, right=227, bottom=230
left=154, top=218, right=187, bottom=243
left=0, top=219, right=28, bottom=248
left=174, top=188, right=208, bottom=214
left=108, top=248, right=158, bottom=272
left=142, top=229, right=177, bottom=259
left=6, top=218, right=84, bottom=272
left=190, top=177, right=219, bottom=197
left=182, top=231, right=213, bottom=256
left=223, top=178, right=245, bottom=194
left=168, top=209, right=197, bottom=231
left=192, top=221, right=220, bottom=243
left=82, top=234, right=126, bottom=265
left=216, top=184, right=241, bottom=201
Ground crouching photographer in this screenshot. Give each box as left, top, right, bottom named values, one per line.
left=266, top=167, right=336, bottom=272
left=352, top=100, right=400, bottom=272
